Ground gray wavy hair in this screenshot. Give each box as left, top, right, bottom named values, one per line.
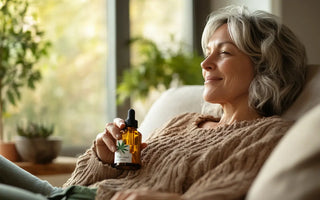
left=202, top=6, right=307, bottom=116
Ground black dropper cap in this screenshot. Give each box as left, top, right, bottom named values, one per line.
left=125, top=108, right=138, bottom=128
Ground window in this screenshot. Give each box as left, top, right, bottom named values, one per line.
left=5, top=0, right=107, bottom=151
left=130, top=0, right=191, bottom=51
left=4, top=0, right=194, bottom=154
left=129, top=0, right=193, bottom=122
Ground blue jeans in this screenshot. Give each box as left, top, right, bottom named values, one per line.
left=0, top=155, right=96, bottom=200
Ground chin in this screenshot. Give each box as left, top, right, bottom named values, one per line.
left=203, top=91, right=216, bottom=103
left=203, top=89, right=223, bottom=104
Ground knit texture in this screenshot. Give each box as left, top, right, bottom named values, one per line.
left=63, top=113, right=293, bottom=200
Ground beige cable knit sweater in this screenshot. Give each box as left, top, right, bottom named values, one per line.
left=64, top=113, right=293, bottom=200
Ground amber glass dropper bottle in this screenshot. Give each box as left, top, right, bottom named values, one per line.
left=113, top=109, right=142, bottom=170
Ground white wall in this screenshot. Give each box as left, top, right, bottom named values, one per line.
left=281, top=0, right=320, bottom=64
left=211, top=0, right=272, bottom=12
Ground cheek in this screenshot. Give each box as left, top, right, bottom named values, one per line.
left=224, top=60, right=254, bottom=81
left=241, top=65, right=255, bottom=86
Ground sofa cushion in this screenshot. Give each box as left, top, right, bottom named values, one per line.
left=139, top=85, right=204, bottom=141
left=246, top=103, right=320, bottom=200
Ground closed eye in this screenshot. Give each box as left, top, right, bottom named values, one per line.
left=221, top=50, right=230, bottom=54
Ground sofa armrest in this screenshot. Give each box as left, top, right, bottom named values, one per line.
left=247, top=103, right=320, bottom=200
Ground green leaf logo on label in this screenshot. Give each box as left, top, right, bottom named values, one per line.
left=117, top=140, right=129, bottom=154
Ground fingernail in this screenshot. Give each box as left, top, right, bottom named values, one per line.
left=112, top=146, right=116, bottom=152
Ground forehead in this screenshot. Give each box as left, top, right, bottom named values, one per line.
left=206, top=24, right=233, bottom=47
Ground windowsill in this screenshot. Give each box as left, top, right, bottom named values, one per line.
left=15, top=156, right=77, bottom=176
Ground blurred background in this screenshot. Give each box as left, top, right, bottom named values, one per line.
left=2, top=0, right=319, bottom=157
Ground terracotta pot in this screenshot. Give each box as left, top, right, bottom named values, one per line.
left=15, top=136, right=62, bottom=163
left=0, top=141, right=21, bottom=162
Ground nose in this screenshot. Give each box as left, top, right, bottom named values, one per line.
left=201, top=55, right=215, bottom=71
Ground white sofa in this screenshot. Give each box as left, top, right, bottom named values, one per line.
left=139, top=65, right=320, bottom=199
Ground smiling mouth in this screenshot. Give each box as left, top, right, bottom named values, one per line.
left=204, top=77, right=223, bottom=84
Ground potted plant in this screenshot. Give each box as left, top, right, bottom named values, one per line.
left=15, top=122, right=61, bottom=163
left=0, top=0, right=50, bottom=160
left=117, top=37, right=204, bottom=104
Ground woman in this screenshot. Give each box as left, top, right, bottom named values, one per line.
left=0, top=5, right=306, bottom=200
left=63, top=6, right=306, bottom=200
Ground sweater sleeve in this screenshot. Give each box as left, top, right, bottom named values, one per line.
left=182, top=122, right=290, bottom=200
left=63, top=144, right=123, bottom=188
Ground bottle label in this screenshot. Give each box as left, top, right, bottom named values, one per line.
left=114, top=140, right=132, bottom=163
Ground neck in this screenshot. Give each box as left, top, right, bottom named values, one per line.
left=218, top=98, right=262, bottom=125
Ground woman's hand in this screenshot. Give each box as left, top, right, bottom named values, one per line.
left=95, top=118, right=125, bottom=164
left=111, top=189, right=182, bottom=200
left=95, top=118, right=147, bottom=164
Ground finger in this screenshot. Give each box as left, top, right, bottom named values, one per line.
left=110, top=192, right=121, bottom=200
left=113, top=118, right=126, bottom=129
left=95, top=132, right=105, bottom=146
left=105, top=122, right=122, bottom=140
left=96, top=141, right=114, bottom=163
left=101, top=131, right=117, bottom=152
left=126, top=190, right=149, bottom=200
left=111, top=191, right=132, bottom=200
left=96, top=132, right=112, bottom=147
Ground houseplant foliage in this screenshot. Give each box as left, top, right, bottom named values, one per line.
left=15, top=121, right=61, bottom=163
left=17, top=122, right=54, bottom=138
left=117, top=37, right=204, bottom=104
left=0, top=0, right=50, bottom=141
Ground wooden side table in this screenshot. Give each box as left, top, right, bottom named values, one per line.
left=15, top=156, right=77, bottom=176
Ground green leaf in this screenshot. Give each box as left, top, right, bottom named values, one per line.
left=13, top=84, right=21, bottom=100
left=7, top=90, right=16, bottom=106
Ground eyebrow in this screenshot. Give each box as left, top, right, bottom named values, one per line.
left=205, top=41, right=236, bottom=52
